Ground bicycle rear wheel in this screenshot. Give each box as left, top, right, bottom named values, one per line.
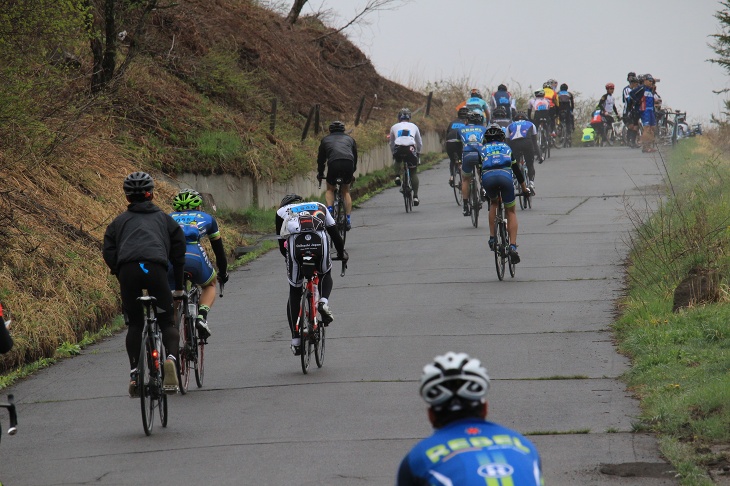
left=470, top=178, right=479, bottom=228
left=403, top=170, right=413, bottom=213
left=452, top=166, right=462, bottom=206
left=494, top=214, right=507, bottom=281
left=299, top=290, right=312, bottom=374
left=138, top=334, right=154, bottom=436
left=195, top=334, right=205, bottom=388
left=175, top=302, right=188, bottom=395
left=314, top=316, right=325, bottom=368
left=335, top=195, right=347, bottom=247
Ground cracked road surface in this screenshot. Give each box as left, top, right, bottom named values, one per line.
left=2, top=147, right=678, bottom=485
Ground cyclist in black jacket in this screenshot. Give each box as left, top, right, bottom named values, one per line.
left=317, top=121, right=357, bottom=230
left=0, top=302, right=12, bottom=354
left=103, top=172, right=187, bottom=397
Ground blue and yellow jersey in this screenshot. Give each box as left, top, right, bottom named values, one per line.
left=397, top=418, right=543, bottom=485
left=169, top=210, right=221, bottom=244
left=459, top=125, right=487, bottom=152
left=481, top=142, right=513, bottom=171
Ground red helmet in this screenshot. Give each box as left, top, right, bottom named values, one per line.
left=606, top=83, right=615, bottom=90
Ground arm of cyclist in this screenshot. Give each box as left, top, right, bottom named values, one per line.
left=275, top=214, right=287, bottom=257
left=210, top=236, right=229, bottom=284
left=511, top=157, right=528, bottom=193
left=316, top=141, right=327, bottom=182
left=529, top=131, right=542, bottom=161
left=352, top=138, right=358, bottom=173
left=167, top=215, right=187, bottom=291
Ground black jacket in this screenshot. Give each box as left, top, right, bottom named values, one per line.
left=317, top=132, right=357, bottom=175
left=0, top=322, right=12, bottom=354
left=103, top=201, right=187, bottom=289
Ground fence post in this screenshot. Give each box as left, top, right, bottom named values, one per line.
left=269, top=98, right=277, bottom=134
left=314, top=104, right=320, bottom=135
left=425, top=91, right=433, bottom=117
left=354, top=95, right=366, bottom=126
left=364, top=94, right=377, bottom=124
left=302, top=104, right=316, bottom=141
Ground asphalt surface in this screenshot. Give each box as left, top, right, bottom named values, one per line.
left=1, top=145, right=679, bottom=485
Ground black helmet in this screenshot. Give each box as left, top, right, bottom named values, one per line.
left=497, top=84, right=507, bottom=91
left=560, top=83, right=568, bottom=91
left=484, top=124, right=505, bottom=142
left=398, top=108, right=412, bottom=121
left=467, top=111, right=484, bottom=125
left=329, top=121, right=345, bottom=132
left=515, top=111, right=527, bottom=120
left=280, top=194, right=302, bottom=207
left=627, top=71, right=636, bottom=81
left=123, top=171, right=154, bottom=196
left=493, top=107, right=508, bottom=119
left=457, top=107, right=470, bottom=119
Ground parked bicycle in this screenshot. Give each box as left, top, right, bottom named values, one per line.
left=0, top=394, right=18, bottom=445
left=493, top=197, right=516, bottom=281
left=135, top=295, right=170, bottom=436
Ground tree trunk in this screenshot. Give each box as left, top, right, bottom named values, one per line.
left=286, top=0, right=307, bottom=25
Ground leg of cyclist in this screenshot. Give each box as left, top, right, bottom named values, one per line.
left=179, top=248, right=216, bottom=340
left=482, top=171, right=499, bottom=251
left=286, top=242, right=304, bottom=354
left=461, top=151, right=479, bottom=216
left=406, top=150, right=420, bottom=206
left=446, top=141, right=461, bottom=186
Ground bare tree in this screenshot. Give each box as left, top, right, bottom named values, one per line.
left=286, top=0, right=308, bottom=24
left=286, top=0, right=410, bottom=32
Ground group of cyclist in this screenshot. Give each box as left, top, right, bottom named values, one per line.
left=623, top=71, right=661, bottom=153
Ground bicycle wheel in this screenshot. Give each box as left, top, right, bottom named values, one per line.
left=335, top=195, right=347, bottom=247
left=175, top=302, right=188, bottom=395
left=158, top=335, right=168, bottom=428
left=299, top=289, right=312, bottom=374
left=138, top=332, right=154, bottom=436
left=314, top=312, right=325, bottom=368
left=522, top=166, right=531, bottom=210
left=452, top=166, right=463, bottom=206
left=470, top=178, right=479, bottom=228
left=494, top=211, right=506, bottom=281
left=195, top=332, right=204, bottom=388
left=507, top=233, right=516, bottom=278
left=552, top=124, right=562, bottom=150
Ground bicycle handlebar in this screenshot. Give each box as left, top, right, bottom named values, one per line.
left=0, top=394, right=18, bottom=439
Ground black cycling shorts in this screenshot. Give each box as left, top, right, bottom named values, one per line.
left=393, top=145, right=418, bottom=168
left=326, top=159, right=355, bottom=186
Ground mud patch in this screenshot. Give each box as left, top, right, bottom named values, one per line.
left=600, top=462, right=676, bottom=478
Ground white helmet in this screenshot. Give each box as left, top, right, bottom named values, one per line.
left=419, top=352, right=490, bottom=412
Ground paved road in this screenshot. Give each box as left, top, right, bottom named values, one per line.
left=2, top=146, right=677, bottom=485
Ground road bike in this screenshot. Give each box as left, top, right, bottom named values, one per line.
left=466, top=165, right=482, bottom=228
left=493, top=197, right=516, bottom=281
left=558, top=111, right=573, bottom=148
left=450, top=160, right=463, bottom=207
left=534, top=117, right=550, bottom=160
left=175, top=273, right=213, bottom=393
left=0, top=394, right=18, bottom=445
left=135, top=295, right=169, bottom=436
left=330, top=178, right=348, bottom=247
left=397, top=158, right=415, bottom=213
left=515, top=156, right=532, bottom=210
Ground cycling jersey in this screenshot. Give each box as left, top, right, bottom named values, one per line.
left=491, top=89, right=515, bottom=113
left=169, top=210, right=221, bottom=244
left=317, top=132, right=358, bottom=177
left=389, top=121, right=423, bottom=153
left=464, top=96, right=490, bottom=119
left=459, top=124, right=487, bottom=150
left=598, top=93, right=618, bottom=116
left=543, top=87, right=558, bottom=108
left=507, top=120, right=538, bottom=141
left=481, top=141, right=513, bottom=171
left=397, top=418, right=543, bottom=486
left=557, top=90, right=574, bottom=112
left=445, top=118, right=467, bottom=142
left=529, top=98, right=550, bottom=113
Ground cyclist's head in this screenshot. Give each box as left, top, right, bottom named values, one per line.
left=542, top=81, right=551, bottom=89
left=398, top=108, right=412, bottom=121
left=457, top=107, right=470, bottom=119
left=548, top=79, right=558, bottom=89
left=497, top=84, right=507, bottom=92
left=328, top=120, right=345, bottom=133
left=484, top=124, right=505, bottom=143
left=280, top=194, right=303, bottom=207
left=535, top=89, right=545, bottom=98
left=467, top=111, right=484, bottom=125
left=173, top=189, right=203, bottom=211
left=492, top=107, right=508, bottom=119
left=605, top=82, right=615, bottom=91
left=627, top=71, right=636, bottom=81
left=628, top=75, right=638, bottom=84
left=123, top=171, right=154, bottom=202
left=515, top=111, right=528, bottom=121
left=469, top=88, right=482, bottom=99
left=420, top=352, right=490, bottom=428
left=560, top=83, right=568, bottom=91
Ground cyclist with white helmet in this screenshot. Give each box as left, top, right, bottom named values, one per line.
left=597, top=83, right=621, bottom=145
left=397, top=352, right=543, bottom=485
left=390, top=108, right=423, bottom=206
left=169, top=189, right=229, bottom=340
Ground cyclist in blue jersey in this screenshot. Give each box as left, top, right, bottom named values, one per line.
left=506, top=111, right=541, bottom=189
left=463, top=88, right=491, bottom=124
left=622, top=73, right=641, bottom=148
left=458, top=111, right=488, bottom=217
left=490, top=84, right=516, bottom=120
left=445, top=107, right=469, bottom=187
left=397, top=352, right=543, bottom=486
left=481, top=125, right=528, bottom=264
left=169, top=189, right=229, bottom=340
left=557, top=83, right=575, bottom=138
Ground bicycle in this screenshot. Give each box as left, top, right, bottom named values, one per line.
left=534, top=117, right=550, bottom=160
left=323, top=178, right=348, bottom=247
left=493, top=197, right=516, bottom=281
left=558, top=111, right=573, bottom=148
left=466, top=165, right=482, bottom=228
left=135, top=295, right=169, bottom=436
left=450, top=160, right=463, bottom=207
left=515, top=156, right=532, bottom=210
left=0, top=394, right=18, bottom=445
left=398, top=158, right=414, bottom=213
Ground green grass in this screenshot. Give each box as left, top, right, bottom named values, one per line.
left=615, top=135, right=730, bottom=484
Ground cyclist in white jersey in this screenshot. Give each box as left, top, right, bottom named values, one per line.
left=597, top=83, right=621, bottom=145
left=390, top=108, right=423, bottom=206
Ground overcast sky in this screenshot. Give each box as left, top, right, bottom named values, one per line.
left=304, top=0, right=727, bottom=123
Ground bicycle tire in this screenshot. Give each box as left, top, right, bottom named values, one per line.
left=138, top=331, right=153, bottom=436
left=552, top=124, right=562, bottom=150
left=299, top=289, right=312, bottom=374
left=314, top=314, right=325, bottom=368
left=403, top=168, right=413, bottom=213
left=195, top=333, right=204, bottom=388
left=470, top=177, right=479, bottom=228
left=522, top=165, right=531, bottom=210
left=335, top=195, right=347, bottom=247
left=452, top=166, right=463, bottom=206
left=175, top=302, right=188, bottom=395
left=494, top=209, right=506, bottom=281
left=508, top=230, right=516, bottom=279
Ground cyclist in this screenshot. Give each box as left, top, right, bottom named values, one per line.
left=490, top=84, right=516, bottom=120
left=481, top=124, right=528, bottom=264
left=506, top=111, right=541, bottom=189
left=458, top=111, right=488, bottom=217
left=390, top=108, right=423, bottom=206
left=458, top=88, right=490, bottom=124
left=597, top=83, right=621, bottom=145
left=168, top=189, right=229, bottom=341
left=542, top=80, right=559, bottom=136
left=491, top=106, right=512, bottom=131
left=630, top=74, right=657, bottom=152
left=528, top=89, right=551, bottom=150
left=557, top=83, right=575, bottom=138
left=103, top=171, right=186, bottom=396
left=396, top=352, right=543, bottom=486
left=0, top=303, right=12, bottom=354
left=276, top=194, right=348, bottom=355
left=317, top=120, right=357, bottom=231
left=445, top=107, right=469, bottom=187
left=622, top=73, right=641, bottom=148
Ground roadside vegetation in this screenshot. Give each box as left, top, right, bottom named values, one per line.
left=616, top=131, right=730, bottom=484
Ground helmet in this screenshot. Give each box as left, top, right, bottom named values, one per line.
left=497, top=84, right=507, bottom=91
left=535, top=89, right=545, bottom=97
left=419, top=352, right=490, bottom=412
left=542, top=82, right=551, bottom=89
left=484, top=124, right=505, bottom=142
left=637, top=74, right=646, bottom=82
left=457, top=107, right=470, bottom=119
left=606, top=83, right=615, bottom=90
left=398, top=108, right=411, bottom=121
left=560, top=83, right=568, bottom=91
left=280, top=194, right=303, bottom=207
left=627, top=71, right=636, bottom=81
left=515, top=111, right=527, bottom=120
left=470, top=88, right=482, bottom=98
left=467, top=111, right=484, bottom=125
left=328, top=121, right=345, bottom=132
left=548, top=79, right=558, bottom=88
left=123, top=171, right=154, bottom=196
left=172, top=189, right=203, bottom=211
left=493, top=107, right=508, bottom=119
left=628, top=75, right=638, bottom=83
